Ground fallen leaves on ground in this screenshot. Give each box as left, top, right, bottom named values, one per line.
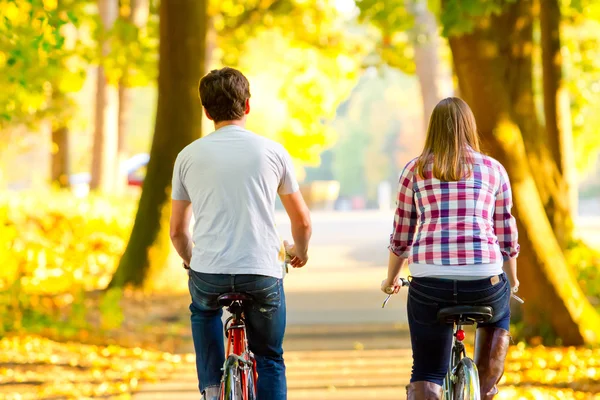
left=497, top=343, right=600, bottom=399
left=0, top=335, right=193, bottom=399
left=3, top=335, right=600, bottom=399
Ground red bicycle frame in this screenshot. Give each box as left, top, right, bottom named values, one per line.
left=222, top=313, right=258, bottom=400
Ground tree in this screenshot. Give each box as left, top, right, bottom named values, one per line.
left=443, top=0, right=600, bottom=345
left=565, top=2, right=600, bottom=176
left=109, top=0, right=207, bottom=287
left=50, top=91, right=73, bottom=188
left=410, top=0, right=448, bottom=127
left=110, top=1, right=363, bottom=287
left=540, top=0, right=577, bottom=246
left=331, top=67, right=419, bottom=202
left=0, top=0, right=88, bottom=188
left=90, top=0, right=119, bottom=192
left=49, top=1, right=90, bottom=188
left=116, top=0, right=151, bottom=192
left=0, top=0, right=86, bottom=129
left=356, top=0, right=451, bottom=130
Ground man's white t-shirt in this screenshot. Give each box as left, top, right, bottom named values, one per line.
left=171, top=125, right=299, bottom=279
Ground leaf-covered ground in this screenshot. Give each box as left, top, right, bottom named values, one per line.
left=3, top=334, right=600, bottom=399
left=0, top=335, right=190, bottom=399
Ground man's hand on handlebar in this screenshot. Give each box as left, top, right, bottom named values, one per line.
left=284, top=240, right=308, bottom=268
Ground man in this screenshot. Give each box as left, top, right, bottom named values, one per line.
left=169, top=67, right=312, bottom=400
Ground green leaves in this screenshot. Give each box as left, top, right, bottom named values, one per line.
left=356, top=0, right=413, bottom=32
left=0, top=0, right=93, bottom=130
left=439, top=0, right=517, bottom=37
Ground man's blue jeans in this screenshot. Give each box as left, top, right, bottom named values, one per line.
left=188, top=271, right=287, bottom=400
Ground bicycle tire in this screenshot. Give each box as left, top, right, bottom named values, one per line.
left=442, top=369, right=453, bottom=400
left=220, top=355, right=242, bottom=400
left=452, top=357, right=481, bottom=400
left=247, top=365, right=257, bottom=400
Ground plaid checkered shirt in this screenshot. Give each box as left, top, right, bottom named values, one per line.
left=389, top=150, right=520, bottom=265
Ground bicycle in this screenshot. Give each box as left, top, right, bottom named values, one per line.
left=217, top=253, right=292, bottom=400
left=382, top=278, right=523, bottom=400
left=217, top=292, right=257, bottom=400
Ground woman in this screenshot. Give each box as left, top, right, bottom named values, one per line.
left=381, top=97, right=519, bottom=400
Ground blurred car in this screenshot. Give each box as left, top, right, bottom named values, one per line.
left=123, top=153, right=149, bottom=187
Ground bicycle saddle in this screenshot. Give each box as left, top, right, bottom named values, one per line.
left=217, top=293, right=253, bottom=307
left=437, top=305, right=493, bottom=325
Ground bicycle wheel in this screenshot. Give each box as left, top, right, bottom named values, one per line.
left=220, top=355, right=242, bottom=400
left=452, top=357, right=481, bottom=400
left=442, top=368, right=453, bottom=400
left=246, top=366, right=257, bottom=400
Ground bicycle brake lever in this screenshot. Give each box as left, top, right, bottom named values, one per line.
left=382, top=294, right=392, bottom=308
left=511, top=293, right=525, bottom=304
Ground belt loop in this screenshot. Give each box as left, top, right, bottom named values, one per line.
left=453, top=280, right=458, bottom=304
left=231, top=275, right=235, bottom=292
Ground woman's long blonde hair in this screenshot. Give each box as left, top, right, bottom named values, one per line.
left=416, top=97, right=481, bottom=181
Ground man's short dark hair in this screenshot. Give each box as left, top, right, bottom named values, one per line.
left=199, top=67, right=251, bottom=123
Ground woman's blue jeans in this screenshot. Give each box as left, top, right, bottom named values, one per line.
left=407, top=273, right=511, bottom=386
left=188, top=271, right=287, bottom=400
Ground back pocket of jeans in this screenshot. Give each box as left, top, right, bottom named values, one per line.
left=485, top=284, right=511, bottom=323
left=246, top=279, right=281, bottom=314
left=407, top=288, right=441, bottom=326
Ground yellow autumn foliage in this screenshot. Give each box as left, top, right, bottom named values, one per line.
left=0, top=191, right=135, bottom=294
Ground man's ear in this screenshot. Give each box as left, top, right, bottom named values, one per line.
left=245, top=99, right=250, bottom=115
left=204, top=107, right=213, bottom=121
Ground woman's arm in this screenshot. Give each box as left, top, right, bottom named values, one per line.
left=381, top=251, right=408, bottom=294
left=383, top=161, right=417, bottom=294
left=502, top=258, right=519, bottom=291
left=494, top=166, right=520, bottom=290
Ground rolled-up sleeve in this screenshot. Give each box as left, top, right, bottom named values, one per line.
left=389, top=161, right=417, bottom=258
left=494, top=167, right=520, bottom=260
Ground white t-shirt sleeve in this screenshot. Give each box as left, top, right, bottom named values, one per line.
left=171, top=152, right=191, bottom=201
left=278, top=147, right=300, bottom=195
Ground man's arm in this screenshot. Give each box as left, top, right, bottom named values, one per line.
left=280, top=191, right=311, bottom=268
left=170, top=199, right=193, bottom=267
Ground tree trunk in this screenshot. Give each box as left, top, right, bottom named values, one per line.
left=503, top=0, right=563, bottom=237
left=499, top=0, right=572, bottom=249
left=91, top=0, right=119, bottom=193
left=51, top=125, right=70, bottom=188
left=116, top=84, right=131, bottom=192
left=109, top=0, right=207, bottom=288
left=540, top=0, right=576, bottom=246
left=410, top=0, right=448, bottom=129
left=117, top=0, right=150, bottom=193
left=447, top=1, right=600, bottom=345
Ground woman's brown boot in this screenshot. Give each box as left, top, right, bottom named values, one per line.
left=406, top=381, right=443, bottom=400
left=474, top=327, right=510, bottom=399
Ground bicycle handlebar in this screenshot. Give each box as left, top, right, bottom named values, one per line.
left=383, top=278, right=409, bottom=295
left=382, top=277, right=524, bottom=308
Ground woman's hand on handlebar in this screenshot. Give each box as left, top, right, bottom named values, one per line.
left=381, top=276, right=402, bottom=295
